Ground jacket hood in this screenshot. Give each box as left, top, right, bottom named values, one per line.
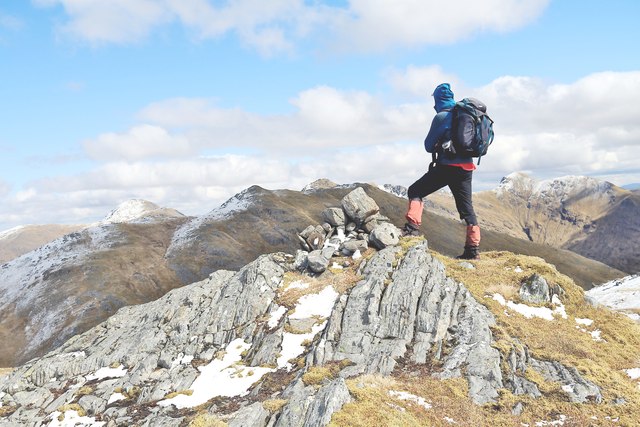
left=432, top=83, right=455, bottom=112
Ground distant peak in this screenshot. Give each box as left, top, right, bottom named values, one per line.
left=102, top=199, right=183, bottom=224
left=494, top=173, right=615, bottom=200
left=302, top=178, right=338, bottom=194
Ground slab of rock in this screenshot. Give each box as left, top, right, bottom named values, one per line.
left=322, top=208, right=346, bottom=227
left=308, top=250, right=331, bottom=274
left=369, top=223, right=400, bottom=250
left=341, top=188, right=379, bottom=225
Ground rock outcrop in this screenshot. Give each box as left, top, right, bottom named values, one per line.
left=1, top=187, right=627, bottom=427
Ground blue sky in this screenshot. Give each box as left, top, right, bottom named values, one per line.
left=1, top=0, right=639, bottom=230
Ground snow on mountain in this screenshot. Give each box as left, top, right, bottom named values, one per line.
left=0, top=224, right=125, bottom=356
left=102, top=199, right=161, bottom=223
left=167, top=187, right=259, bottom=253
left=101, top=199, right=184, bottom=224
left=586, top=274, right=640, bottom=322
left=494, top=173, right=615, bottom=202
left=0, top=225, right=27, bottom=241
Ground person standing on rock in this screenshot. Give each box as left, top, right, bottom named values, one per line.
left=402, top=83, right=481, bottom=260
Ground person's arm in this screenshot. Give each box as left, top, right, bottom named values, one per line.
left=424, top=113, right=446, bottom=153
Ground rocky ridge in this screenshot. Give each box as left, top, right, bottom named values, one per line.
left=2, top=188, right=638, bottom=426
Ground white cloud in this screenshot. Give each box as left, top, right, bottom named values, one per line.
left=2, top=68, right=640, bottom=231
left=386, top=65, right=462, bottom=98
left=33, top=0, right=550, bottom=53
left=329, top=0, right=550, bottom=52
left=83, top=124, right=194, bottom=161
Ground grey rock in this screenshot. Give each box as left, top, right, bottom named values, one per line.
left=275, top=380, right=315, bottom=427
left=458, top=262, right=475, bottom=270
left=308, top=250, right=330, bottom=274
left=293, top=250, right=309, bottom=271
left=341, top=188, right=379, bottom=225
left=322, top=208, right=346, bottom=227
left=78, top=395, right=107, bottom=415
left=512, top=402, right=525, bottom=416
left=529, top=358, right=602, bottom=403
left=311, top=241, right=503, bottom=405
left=302, top=378, right=352, bottom=427
left=229, top=402, right=269, bottom=427
left=519, top=274, right=550, bottom=304
left=306, top=230, right=326, bottom=251
left=369, top=223, right=400, bottom=250
left=503, top=344, right=541, bottom=398
left=299, top=225, right=316, bottom=239
left=341, top=240, right=368, bottom=255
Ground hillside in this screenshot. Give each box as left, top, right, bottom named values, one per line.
left=0, top=224, right=83, bottom=264
left=424, top=173, right=640, bottom=274
left=0, top=188, right=638, bottom=426
left=0, top=184, right=624, bottom=368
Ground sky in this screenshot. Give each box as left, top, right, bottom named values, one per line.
left=1, top=0, right=639, bottom=231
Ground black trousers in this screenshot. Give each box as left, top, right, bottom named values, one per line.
left=407, top=164, right=478, bottom=226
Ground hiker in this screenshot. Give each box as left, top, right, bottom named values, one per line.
left=402, top=83, right=481, bottom=260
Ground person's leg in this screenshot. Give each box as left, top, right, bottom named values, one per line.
left=403, top=166, right=448, bottom=234
left=448, top=168, right=481, bottom=259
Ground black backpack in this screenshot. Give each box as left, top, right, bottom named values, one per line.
left=450, top=97, right=494, bottom=164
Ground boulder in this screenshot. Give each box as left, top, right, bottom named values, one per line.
left=308, top=250, right=331, bottom=274
left=322, top=208, right=346, bottom=227
left=369, top=223, right=400, bottom=249
left=519, top=274, right=550, bottom=304
left=341, top=188, right=379, bottom=225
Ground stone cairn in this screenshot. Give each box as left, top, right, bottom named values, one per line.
left=297, top=187, right=401, bottom=274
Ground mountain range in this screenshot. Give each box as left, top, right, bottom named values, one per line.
left=0, top=186, right=638, bottom=426
left=0, top=179, right=626, bottom=368
left=423, top=173, right=640, bottom=274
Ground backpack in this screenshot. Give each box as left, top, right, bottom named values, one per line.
left=450, top=97, right=494, bottom=164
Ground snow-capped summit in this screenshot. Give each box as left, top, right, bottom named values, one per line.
left=494, top=173, right=615, bottom=202
left=535, top=175, right=614, bottom=202
left=494, top=172, right=537, bottom=198
left=102, top=199, right=184, bottom=224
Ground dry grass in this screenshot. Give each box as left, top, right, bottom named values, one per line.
left=329, top=374, right=490, bottom=427
left=0, top=367, right=13, bottom=378
left=431, top=250, right=640, bottom=426
left=277, top=265, right=362, bottom=310
left=262, top=399, right=288, bottom=413
left=188, top=413, right=228, bottom=427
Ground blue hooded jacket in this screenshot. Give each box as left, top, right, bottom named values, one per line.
left=424, top=83, right=474, bottom=166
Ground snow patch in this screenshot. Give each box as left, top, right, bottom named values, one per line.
left=586, top=274, right=640, bottom=319
left=289, top=286, right=339, bottom=319
left=388, top=390, right=432, bottom=410
left=86, top=365, right=127, bottom=381
left=533, top=414, right=568, bottom=426
left=277, top=322, right=327, bottom=370
left=158, top=338, right=273, bottom=409
left=285, top=280, right=309, bottom=291
left=47, top=410, right=105, bottom=427
left=575, top=318, right=594, bottom=326
left=492, top=294, right=567, bottom=321
left=268, top=306, right=287, bottom=328
left=626, top=368, right=640, bottom=380
left=107, top=393, right=126, bottom=404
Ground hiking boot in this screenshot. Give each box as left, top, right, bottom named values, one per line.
left=401, top=222, right=422, bottom=237
left=457, top=245, right=480, bottom=260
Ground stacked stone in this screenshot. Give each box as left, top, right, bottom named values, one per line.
left=296, top=187, right=401, bottom=273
